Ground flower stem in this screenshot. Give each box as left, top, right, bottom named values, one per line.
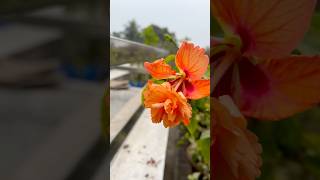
left=173, top=78, right=184, bottom=92
left=212, top=54, right=235, bottom=91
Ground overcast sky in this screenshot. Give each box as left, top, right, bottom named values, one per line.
left=110, top=0, right=210, bottom=48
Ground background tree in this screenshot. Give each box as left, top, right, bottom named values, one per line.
left=112, top=32, right=122, bottom=38
left=142, top=25, right=159, bottom=46
left=123, top=20, right=143, bottom=43
left=112, top=20, right=181, bottom=53
left=147, top=24, right=178, bottom=53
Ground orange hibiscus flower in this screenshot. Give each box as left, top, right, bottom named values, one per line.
left=143, top=80, right=192, bottom=128
left=144, top=41, right=210, bottom=100
left=212, top=96, right=262, bottom=180
left=211, top=0, right=320, bottom=120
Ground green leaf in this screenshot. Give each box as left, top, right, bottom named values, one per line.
left=151, top=78, right=166, bottom=84
left=204, top=66, right=210, bottom=78
left=164, top=33, right=178, bottom=48
left=303, top=132, right=320, bottom=153
left=303, top=155, right=320, bottom=179
left=298, top=12, right=320, bottom=54
left=200, top=130, right=210, bottom=139
left=164, top=54, right=179, bottom=72
left=164, top=54, right=175, bottom=64
left=186, top=117, right=198, bottom=137
left=140, top=85, right=148, bottom=106
left=187, top=172, right=201, bottom=180
left=274, top=119, right=303, bottom=154
left=191, top=97, right=210, bottom=111
left=291, top=49, right=302, bottom=55
left=143, top=26, right=160, bottom=46
left=210, top=15, right=223, bottom=36
left=197, top=137, right=210, bottom=164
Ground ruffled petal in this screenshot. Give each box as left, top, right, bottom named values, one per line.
left=212, top=96, right=262, bottom=180
left=143, top=81, right=192, bottom=127
left=151, top=108, right=164, bottom=123
left=143, top=81, right=171, bottom=107
left=144, top=58, right=176, bottom=79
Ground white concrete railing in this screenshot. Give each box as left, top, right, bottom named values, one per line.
left=109, top=66, right=169, bottom=180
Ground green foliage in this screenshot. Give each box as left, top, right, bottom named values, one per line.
left=150, top=25, right=178, bottom=52
left=251, top=106, right=320, bottom=180
left=188, top=172, right=201, bottom=180
left=112, top=21, right=179, bottom=53
left=183, top=97, right=210, bottom=179
left=291, top=49, right=302, bottom=55
left=123, top=20, right=144, bottom=42
left=151, top=79, right=166, bottom=84
left=210, top=15, right=223, bottom=36
left=186, top=116, right=199, bottom=138
left=164, top=54, right=179, bottom=72
left=164, top=34, right=179, bottom=49
left=164, top=54, right=175, bottom=64
left=298, top=12, right=320, bottom=54
left=142, top=26, right=160, bottom=46
left=112, top=32, right=122, bottom=38
left=204, top=66, right=210, bottom=79
left=140, top=84, right=147, bottom=106
left=197, top=135, right=210, bottom=164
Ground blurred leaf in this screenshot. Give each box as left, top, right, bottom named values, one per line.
left=210, top=15, right=223, bottom=36
left=291, top=49, right=302, bottom=55
left=197, top=137, right=210, bottom=164
left=151, top=78, right=166, bottom=84
left=177, top=131, right=190, bottom=147
left=274, top=119, right=303, bottom=156
left=257, top=162, right=276, bottom=180
left=273, top=161, right=304, bottom=180
left=191, top=97, right=210, bottom=111
left=299, top=12, right=320, bottom=54
left=200, top=130, right=210, bottom=139
left=164, top=54, right=175, bottom=64
left=186, top=117, right=198, bottom=138
left=303, top=155, right=320, bottom=179
left=303, top=132, right=320, bottom=153
left=143, top=26, right=160, bottom=46
left=204, top=66, right=210, bottom=78
left=249, top=121, right=282, bottom=161
left=123, top=20, right=144, bottom=42
left=140, top=85, right=147, bottom=106
left=187, top=172, right=201, bottom=180
left=164, top=33, right=178, bottom=48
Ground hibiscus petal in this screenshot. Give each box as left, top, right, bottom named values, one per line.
left=176, top=41, right=209, bottom=80
left=181, top=118, right=189, bottom=126
left=212, top=96, right=262, bottom=180
left=212, top=0, right=316, bottom=58
left=235, top=56, right=320, bottom=120
left=143, top=81, right=171, bottom=107
left=151, top=108, right=164, bottom=123
left=144, top=58, right=176, bottom=79
left=143, top=81, right=192, bottom=128
left=183, top=79, right=210, bottom=100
